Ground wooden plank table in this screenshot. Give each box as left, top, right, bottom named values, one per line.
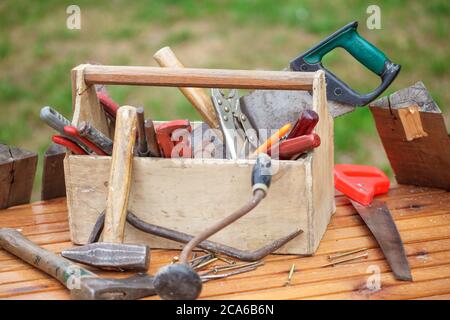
left=1, top=184, right=449, bottom=300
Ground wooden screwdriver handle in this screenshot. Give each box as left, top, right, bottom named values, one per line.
left=153, top=47, right=219, bottom=129
left=0, top=228, right=95, bottom=287
left=103, top=106, right=137, bottom=243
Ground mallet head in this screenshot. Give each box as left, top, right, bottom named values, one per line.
left=153, top=264, right=202, bottom=300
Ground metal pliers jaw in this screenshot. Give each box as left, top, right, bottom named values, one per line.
left=211, top=89, right=258, bottom=159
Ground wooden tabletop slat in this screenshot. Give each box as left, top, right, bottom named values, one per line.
left=0, top=185, right=449, bottom=300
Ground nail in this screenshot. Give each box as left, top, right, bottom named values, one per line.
left=321, top=252, right=369, bottom=267
left=284, top=263, right=296, bottom=286
left=328, top=248, right=368, bottom=261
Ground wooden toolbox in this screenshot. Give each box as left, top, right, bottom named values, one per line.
left=64, top=64, right=335, bottom=255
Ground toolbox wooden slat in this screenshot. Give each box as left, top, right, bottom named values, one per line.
left=0, top=184, right=449, bottom=300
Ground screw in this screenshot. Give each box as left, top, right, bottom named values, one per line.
left=284, top=263, right=296, bottom=286
left=328, top=248, right=368, bottom=261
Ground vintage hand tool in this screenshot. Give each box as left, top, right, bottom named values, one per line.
left=0, top=228, right=156, bottom=300
left=286, top=109, right=319, bottom=139
left=334, top=164, right=412, bottom=281
left=63, top=126, right=107, bottom=156
left=77, top=121, right=113, bottom=155
left=153, top=46, right=219, bottom=129
left=240, top=21, right=401, bottom=132
left=97, top=91, right=119, bottom=120
left=252, top=123, right=292, bottom=157
left=136, top=107, right=149, bottom=157
left=156, top=120, right=192, bottom=158
left=272, top=133, right=321, bottom=160
left=153, top=153, right=301, bottom=300
left=52, top=135, right=88, bottom=155
left=88, top=210, right=301, bottom=262
left=62, top=106, right=150, bottom=271
left=40, top=106, right=92, bottom=154
left=144, top=119, right=161, bottom=157
left=211, top=89, right=258, bottom=159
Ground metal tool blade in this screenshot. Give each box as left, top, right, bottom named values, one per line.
left=350, top=199, right=412, bottom=281
left=239, top=64, right=355, bottom=132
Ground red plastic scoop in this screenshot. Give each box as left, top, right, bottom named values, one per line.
left=334, top=164, right=390, bottom=206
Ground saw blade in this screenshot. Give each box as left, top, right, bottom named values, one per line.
left=351, top=199, right=412, bottom=281
left=239, top=89, right=354, bottom=132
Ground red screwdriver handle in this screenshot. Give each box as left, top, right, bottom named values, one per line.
left=287, top=110, right=319, bottom=139
left=334, top=164, right=390, bottom=206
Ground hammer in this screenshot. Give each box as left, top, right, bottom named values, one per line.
left=0, top=228, right=156, bottom=300
left=62, top=106, right=150, bottom=271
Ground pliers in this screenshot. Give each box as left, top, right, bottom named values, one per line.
left=211, top=89, right=258, bottom=159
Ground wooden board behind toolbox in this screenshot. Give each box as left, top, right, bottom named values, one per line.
left=0, top=144, right=37, bottom=209
left=64, top=65, right=334, bottom=255
left=370, top=82, right=450, bottom=190
left=1, top=185, right=449, bottom=300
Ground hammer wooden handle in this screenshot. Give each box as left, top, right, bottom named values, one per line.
left=103, top=106, right=137, bottom=243
left=0, top=228, right=94, bottom=287
left=153, top=47, right=219, bottom=129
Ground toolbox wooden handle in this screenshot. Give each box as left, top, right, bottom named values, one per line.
left=153, top=47, right=219, bottom=129
left=82, top=65, right=315, bottom=90
left=103, top=106, right=137, bottom=243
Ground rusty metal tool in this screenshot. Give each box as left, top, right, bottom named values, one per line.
left=240, top=21, right=401, bottom=132
left=77, top=121, right=113, bottom=155
left=156, top=120, right=192, bottom=158
left=136, top=107, right=149, bottom=157
left=153, top=153, right=302, bottom=300
left=0, top=228, right=156, bottom=300
left=334, top=164, right=412, bottom=281
left=62, top=106, right=150, bottom=272
left=211, top=88, right=258, bottom=159
left=89, top=211, right=302, bottom=262
left=144, top=119, right=161, bottom=157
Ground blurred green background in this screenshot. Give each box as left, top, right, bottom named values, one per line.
left=0, top=0, right=449, bottom=200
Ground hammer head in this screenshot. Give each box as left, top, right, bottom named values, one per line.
left=61, top=242, right=150, bottom=272
left=71, top=274, right=156, bottom=300
left=154, top=264, right=202, bottom=300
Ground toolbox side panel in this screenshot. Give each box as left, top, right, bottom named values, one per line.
left=65, top=157, right=313, bottom=254
left=310, top=71, right=336, bottom=253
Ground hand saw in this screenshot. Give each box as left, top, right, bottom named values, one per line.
left=240, top=21, right=401, bottom=131
left=334, top=164, right=412, bottom=281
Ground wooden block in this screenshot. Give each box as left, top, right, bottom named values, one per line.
left=41, top=143, right=66, bottom=201
left=397, top=105, right=428, bottom=141
left=370, top=82, right=450, bottom=190
left=0, top=144, right=37, bottom=209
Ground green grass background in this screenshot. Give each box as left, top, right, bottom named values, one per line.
left=0, top=0, right=449, bottom=199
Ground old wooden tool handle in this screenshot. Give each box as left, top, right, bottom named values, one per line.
left=153, top=47, right=219, bottom=129
left=103, top=106, right=137, bottom=243
left=0, top=228, right=95, bottom=287
left=83, top=65, right=315, bottom=90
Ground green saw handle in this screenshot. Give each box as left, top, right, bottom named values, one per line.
left=302, top=22, right=387, bottom=75
left=290, top=21, right=401, bottom=107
